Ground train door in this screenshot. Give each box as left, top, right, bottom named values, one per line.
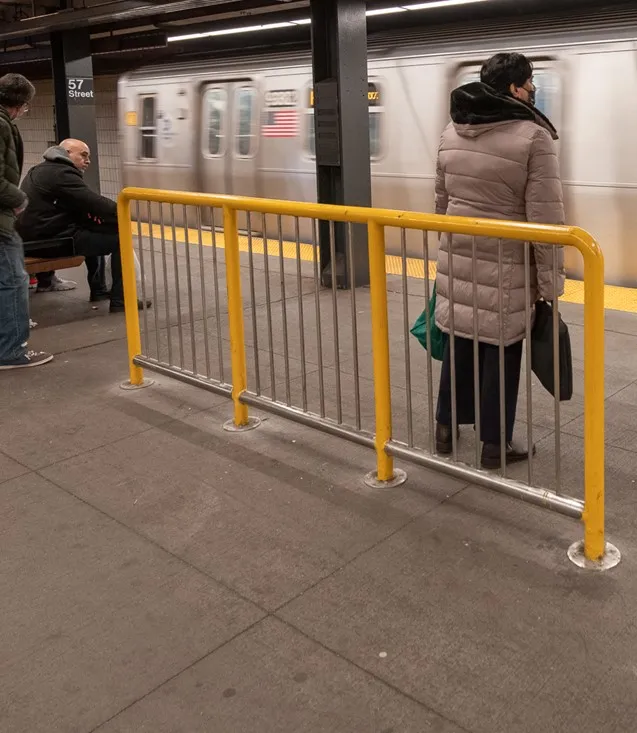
left=199, top=81, right=259, bottom=198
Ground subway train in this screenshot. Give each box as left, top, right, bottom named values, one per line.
left=118, top=5, right=637, bottom=286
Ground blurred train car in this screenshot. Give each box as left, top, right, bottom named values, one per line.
left=118, top=7, right=637, bottom=285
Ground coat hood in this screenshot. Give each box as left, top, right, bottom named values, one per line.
left=450, top=82, right=558, bottom=141
left=42, top=145, right=77, bottom=166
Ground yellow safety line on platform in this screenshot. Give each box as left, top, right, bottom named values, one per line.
left=133, top=222, right=637, bottom=314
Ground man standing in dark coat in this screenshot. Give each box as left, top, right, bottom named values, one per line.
left=0, top=73, right=52, bottom=369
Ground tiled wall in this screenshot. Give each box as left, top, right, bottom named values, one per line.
left=17, top=75, right=122, bottom=201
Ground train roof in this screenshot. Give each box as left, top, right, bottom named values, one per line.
left=121, top=2, right=637, bottom=81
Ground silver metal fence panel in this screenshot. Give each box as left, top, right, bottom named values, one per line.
left=296, top=217, right=308, bottom=412
left=195, top=206, right=211, bottom=378
left=246, top=211, right=261, bottom=396
left=278, top=215, right=291, bottom=405
left=348, top=222, right=362, bottom=430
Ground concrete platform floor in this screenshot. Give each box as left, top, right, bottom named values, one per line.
left=2, top=255, right=637, bottom=733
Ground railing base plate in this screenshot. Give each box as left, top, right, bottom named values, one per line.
left=223, top=416, right=262, bottom=433
left=364, top=468, right=407, bottom=489
left=120, top=378, right=155, bottom=391
left=568, top=540, right=621, bottom=571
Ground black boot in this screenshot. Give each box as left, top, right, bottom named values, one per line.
left=481, top=442, right=536, bottom=470
left=109, top=299, right=152, bottom=314
left=435, top=423, right=460, bottom=455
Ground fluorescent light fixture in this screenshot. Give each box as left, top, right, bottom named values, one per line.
left=366, top=6, right=408, bottom=15
left=168, top=1, right=494, bottom=43
left=168, top=21, right=295, bottom=42
left=402, top=0, right=490, bottom=9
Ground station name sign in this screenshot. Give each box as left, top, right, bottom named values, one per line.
left=67, top=78, right=95, bottom=105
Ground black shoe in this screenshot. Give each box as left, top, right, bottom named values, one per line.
left=435, top=423, right=460, bottom=455
left=109, top=299, right=152, bottom=313
left=481, top=442, right=536, bottom=470
left=90, top=290, right=111, bottom=302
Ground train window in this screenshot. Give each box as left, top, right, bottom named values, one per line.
left=139, top=95, right=157, bottom=160
left=304, top=81, right=384, bottom=160
left=235, top=87, right=257, bottom=157
left=456, top=65, right=559, bottom=122
left=204, top=88, right=226, bottom=156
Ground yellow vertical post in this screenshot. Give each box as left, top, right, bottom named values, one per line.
left=116, top=192, right=144, bottom=386
left=223, top=205, right=250, bottom=427
left=368, top=221, right=395, bottom=482
left=582, top=242, right=606, bottom=561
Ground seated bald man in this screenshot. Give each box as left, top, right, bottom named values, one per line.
left=17, top=139, right=150, bottom=313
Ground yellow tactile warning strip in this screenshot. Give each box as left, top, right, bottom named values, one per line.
left=134, top=222, right=637, bottom=314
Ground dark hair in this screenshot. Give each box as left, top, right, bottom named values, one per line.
left=480, top=53, right=533, bottom=95
left=0, top=73, right=35, bottom=109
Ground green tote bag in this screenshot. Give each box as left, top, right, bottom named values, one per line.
left=410, top=282, right=447, bottom=362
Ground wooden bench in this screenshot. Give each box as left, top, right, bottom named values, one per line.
left=25, top=255, right=85, bottom=275
left=22, top=237, right=85, bottom=276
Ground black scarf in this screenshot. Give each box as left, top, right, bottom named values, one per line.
left=450, top=82, right=558, bottom=140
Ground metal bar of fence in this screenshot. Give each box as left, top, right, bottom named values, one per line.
left=423, top=232, right=434, bottom=455
left=262, top=213, right=276, bottom=401
left=158, top=205, right=173, bottom=367
left=347, top=222, right=361, bottom=430
left=447, top=233, right=458, bottom=461
left=367, top=221, right=395, bottom=482
left=182, top=206, right=198, bottom=375
left=135, top=201, right=149, bottom=357
left=472, top=236, right=481, bottom=468
left=401, top=228, right=414, bottom=447
left=134, top=355, right=232, bottom=398
left=498, top=239, right=506, bottom=476
left=146, top=201, right=161, bottom=362
left=387, top=441, right=583, bottom=519
left=223, top=205, right=249, bottom=427
left=241, top=392, right=375, bottom=449
left=196, top=206, right=212, bottom=378
left=553, top=246, right=562, bottom=495
left=246, top=211, right=261, bottom=395
left=278, top=215, right=291, bottom=405
left=209, top=208, right=225, bottom=385
left=120, top=188, right=594, bottom=249
left=312, top=218, right=326, bottom=418
left=524, top=242, right=534, bottom=487
left=170, top=204, right=185, bottom=371
left=296, top=217, right=308, bottom=412
left=116, top=194, right=143, bottom=386
left=329, top=220, right=343, bottom=424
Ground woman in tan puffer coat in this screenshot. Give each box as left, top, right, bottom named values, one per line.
left=434, top=52, right=565, bottom=469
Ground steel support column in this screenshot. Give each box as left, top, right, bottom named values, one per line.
left=310, top=0, right=371, bottom=288
left=50, top=30, right=101, bottom=194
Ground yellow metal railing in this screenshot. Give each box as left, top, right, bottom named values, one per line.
left=117, top=188, right=608, bottom=565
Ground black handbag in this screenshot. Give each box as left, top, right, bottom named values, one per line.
left=531, top=300, right=573, bottom=401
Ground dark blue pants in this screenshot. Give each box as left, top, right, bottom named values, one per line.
left=0, top=232, right=29, bottom=363
left=436, top=335, right=523, bottom=444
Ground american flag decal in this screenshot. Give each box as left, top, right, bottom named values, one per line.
left=262, top=109, right=298, bottom=138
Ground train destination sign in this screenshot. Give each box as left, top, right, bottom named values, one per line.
left=265, top=89, right=298, bottom=107
left=309, top=82, right=380, bottom=108
left=67, top=78, right=95, bottom=105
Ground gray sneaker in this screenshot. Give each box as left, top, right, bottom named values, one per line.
left=36, top=275, right=77, bottom=293
left=0, top=350, right=54, bottom=370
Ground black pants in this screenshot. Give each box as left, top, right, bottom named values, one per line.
left=36, top=256, right=106, bottom=293
left=436, top=336, right=523, bottom=445
left=73, top=229, right=124, bottom=306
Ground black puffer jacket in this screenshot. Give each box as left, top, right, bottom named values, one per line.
left=16, top=146, right=116, bottom=241
left=0, top=105, right=25, bottom=237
